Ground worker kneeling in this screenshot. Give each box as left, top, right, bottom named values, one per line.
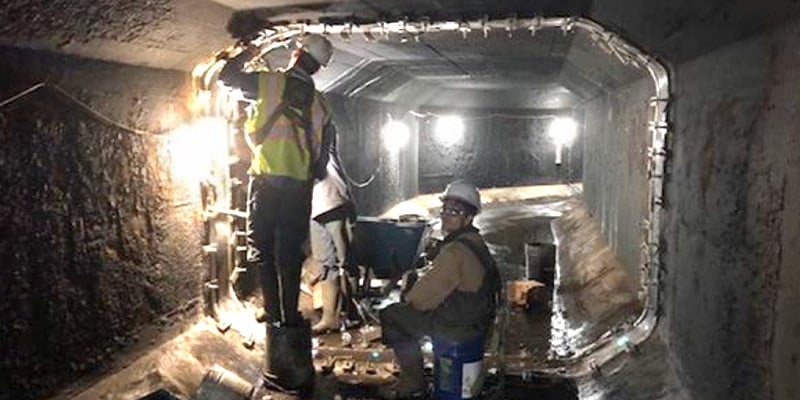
left=380, top=181, right=500, bottom=399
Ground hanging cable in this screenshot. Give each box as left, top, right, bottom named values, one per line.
left=0, top=82, right=167, bottom=138
left=343, top=161, right=379, bottom=188
left=336, top=98, right=382, bottom=189
left=338, top=145, right=379, bottom=189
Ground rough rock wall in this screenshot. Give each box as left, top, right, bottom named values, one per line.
left=755, top=19, right=800, bottom=400
left=418, top=109, right=582, bottom=194
left=659, top=16, right=800, bottom=400
left=0, top=0, right=170, bottom=44
left=0, top=0, right=233, bottom=72
left=581, top=78, right=653, bottom=285
left=0, top=47, right=203, bottom=400
left=327, top=93, right=419, bottom=215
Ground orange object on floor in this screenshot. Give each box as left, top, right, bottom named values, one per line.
left=507, top=280, right=546, bottom=308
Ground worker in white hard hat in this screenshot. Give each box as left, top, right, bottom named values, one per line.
left=379, top=180, right=501, bottom=399
left=218, top=27, right=334, bottom=392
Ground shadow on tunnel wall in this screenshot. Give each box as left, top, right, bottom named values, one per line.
left=0, top=47, right=204, bottom=400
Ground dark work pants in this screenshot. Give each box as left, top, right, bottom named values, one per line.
left=247, top=175, right=312, bottom=325
left=380, top=303, right=432, bottom=387
left=381, top=303, right=432, bottom=346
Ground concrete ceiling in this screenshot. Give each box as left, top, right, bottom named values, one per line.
left=2, top=0, right=800, bottom=108
left=315, top=27, right=642, bottom=109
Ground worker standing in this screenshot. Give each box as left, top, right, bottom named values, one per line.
left=309, top=123, right=360, bottom=334
left=219, top=20, right=334, bottom=392
left=379, top=181, right=500, bottom=399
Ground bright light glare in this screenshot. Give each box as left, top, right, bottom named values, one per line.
left=548, top=117, right=578, bottom=146
left=382, top=120, right=410, bottom=151
left=434, top=115, right=464, bottom=145
left=167, top=117, right=229, bottom=182
left=421, top=340, right=434, bottom=354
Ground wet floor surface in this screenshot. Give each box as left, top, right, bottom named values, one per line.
left=473, top=200, right=567, bottom=372
left=67, top=195, right=634, bottom=400
left=575, top=336, right=689, bottom=400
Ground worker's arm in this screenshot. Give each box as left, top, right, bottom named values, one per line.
left=218, top=48, right=260, bottom=99
left=405, top=243, right=462, bottom=311
left=314, top=121, right=336, bottom=179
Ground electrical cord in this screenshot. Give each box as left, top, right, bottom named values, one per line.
left=336, top=99, right=381, bottom=189
left=0, top=82, right=166, bottom=138
left=342, top=157, right=379, bottom=188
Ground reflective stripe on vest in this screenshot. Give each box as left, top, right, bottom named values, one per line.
left=245, top=72, right=328, bottom=180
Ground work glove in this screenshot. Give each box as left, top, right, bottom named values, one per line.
left=226, top=9, right=269, bottom=41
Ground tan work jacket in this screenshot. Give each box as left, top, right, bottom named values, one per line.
left=406, top=230, right=487, bottom=311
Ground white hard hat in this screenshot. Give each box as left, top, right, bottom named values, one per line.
left=297, top=34, right=333, bottom=67
left=440, top=180, right=481, bottom=213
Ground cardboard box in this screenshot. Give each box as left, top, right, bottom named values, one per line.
left=507, top=280, right=546, bottom=308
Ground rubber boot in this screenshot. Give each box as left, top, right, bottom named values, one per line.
left=379, top=342, right=427, bottom=399
left=312, top=278, right=340, bottom=334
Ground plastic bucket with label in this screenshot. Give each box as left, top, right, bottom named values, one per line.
left=433, top=335, right=485, bottom=400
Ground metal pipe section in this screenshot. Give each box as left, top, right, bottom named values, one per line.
left=195, top=15, right=670, bottom=379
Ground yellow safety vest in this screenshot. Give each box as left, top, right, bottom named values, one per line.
left=245, top=71, right=330, bottom=181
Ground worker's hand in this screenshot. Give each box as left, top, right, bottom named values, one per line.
left=424, top=238, right=442, bottom=260
left=226, top=9, right=269, bottom=41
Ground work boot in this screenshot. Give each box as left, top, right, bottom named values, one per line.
left=379, top=342, right=427, bottom=399
left=312, top=279, right=340, bottom=334
left=265, top=321, right=315, bottom=391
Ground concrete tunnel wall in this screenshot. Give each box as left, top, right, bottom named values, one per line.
left=581, top=14, right=800, bottom=400
left=581, top=77, right=653, bottom=288
left=326, top=93, right=419, bottom=216
left=324, top=66, right=586, bottom=211
left=417, top=107, right=582, bottom=194
left=661, top=17, right=800, bottom=400
left=0, top=47, right=205, bottom=400
left=326, top=92, right=585, bottom=214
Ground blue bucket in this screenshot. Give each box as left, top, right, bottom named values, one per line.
left=433, top=335, right=486, bottom=400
